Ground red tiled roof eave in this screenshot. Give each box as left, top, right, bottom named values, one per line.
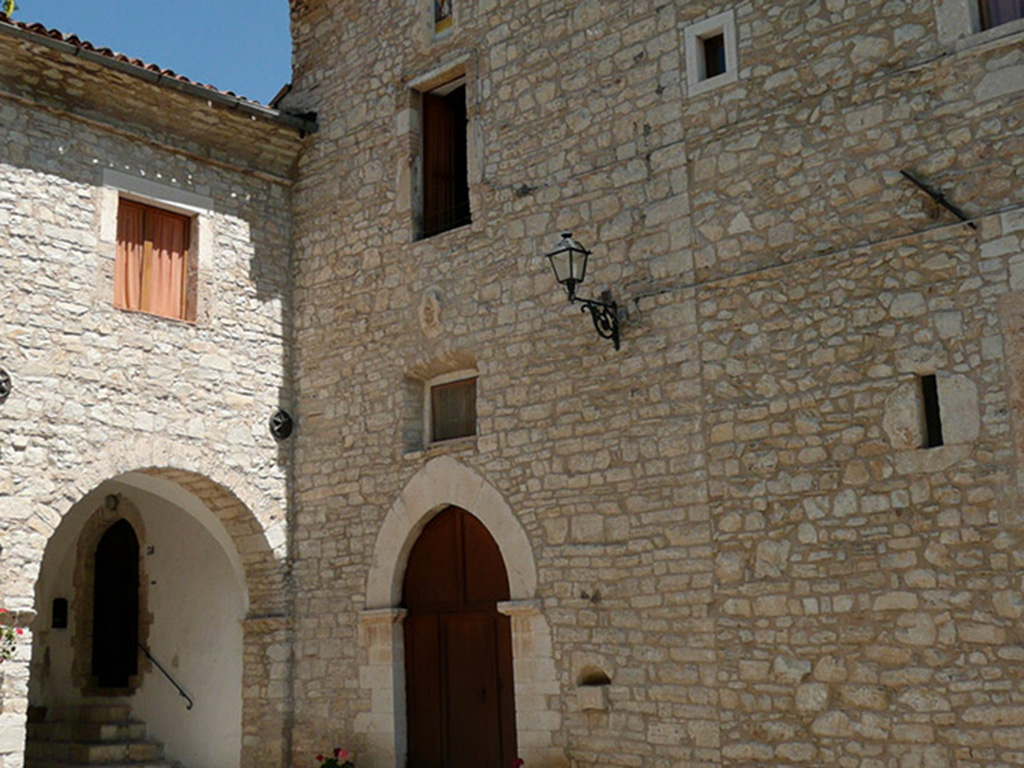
left=0, top=13, right=258, bottom=105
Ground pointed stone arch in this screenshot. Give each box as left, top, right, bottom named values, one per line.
left=358, top=456, right=564, bottom=768
left=366, top=455, right=537, bottom=609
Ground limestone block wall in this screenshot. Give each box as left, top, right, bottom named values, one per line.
left=288, top=0, right=1024, bottom=766
left=0, top=33, right=302, bottom=768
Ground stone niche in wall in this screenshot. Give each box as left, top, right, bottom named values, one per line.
left=575, top=665, right=611, bottom=712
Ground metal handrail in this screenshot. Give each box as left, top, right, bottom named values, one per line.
left=138, top=642, right=194, bottom=710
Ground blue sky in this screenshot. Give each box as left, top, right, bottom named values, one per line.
left=17, top=1, right=292, bottom=104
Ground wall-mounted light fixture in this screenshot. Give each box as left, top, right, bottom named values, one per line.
left=0, top=369, right=11, bottom=404
left=545, top=233, right=620, bottom=350
left=270, top=409, right=294, bottom=440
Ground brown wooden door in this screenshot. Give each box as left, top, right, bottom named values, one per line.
left=92, top=520, right=139, bottom=688
left=403, top=507, right=516, bottom=768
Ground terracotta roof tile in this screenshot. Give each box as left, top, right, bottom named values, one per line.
left=0, top=13, right=263, bottom=105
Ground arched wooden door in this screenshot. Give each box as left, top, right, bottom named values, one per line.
left=92, top=520, right=139, bottom=688
left=403, top=507, right=517, bottom=768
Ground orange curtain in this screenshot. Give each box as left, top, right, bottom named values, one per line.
left=143, top=210, right=188, bottom=319
left=114, top=202, right=145, bottom=311
left=115, top=200, right=189, bottom=319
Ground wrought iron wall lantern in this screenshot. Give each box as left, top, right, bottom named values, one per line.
left=545, top=233, right=620, bottom=350
left=0, top=369, right=11, bottom=405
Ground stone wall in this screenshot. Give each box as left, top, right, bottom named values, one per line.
left=0, top=31, right=303, bottom=768
left=288, top=1, right=1024, bottom=766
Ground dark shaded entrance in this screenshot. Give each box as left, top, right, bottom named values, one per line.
left=91, top=520, right=139, bottom=688
left=403, top=506, right=516, bottom=768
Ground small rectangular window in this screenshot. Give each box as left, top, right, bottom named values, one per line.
left=115, top=199, right=192, bottom=321
left=921, top=374, right=944, bottom=449
left=421, top=81, right=470, bottom=239
left=702, top=33, right=727, bottom=79
left=684, top=10, right=738, bottom=96
left=430, top=377, right=476, bottom=442
left=978, top=0, right=1024, bottom=30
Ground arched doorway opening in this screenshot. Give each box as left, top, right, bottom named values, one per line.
left=27, top=469, right=287, bottom=768
left=91, top=519, right=140, bottom=689
left=403, top=506, right=517, bottom=767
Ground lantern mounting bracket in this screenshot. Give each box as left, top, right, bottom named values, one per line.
left=572, top=292, right=620, bottom=351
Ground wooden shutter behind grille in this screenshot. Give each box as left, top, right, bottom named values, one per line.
left=422, top=85, right=470, bottom=237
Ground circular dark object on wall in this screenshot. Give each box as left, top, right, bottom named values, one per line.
left=0, top=369, right=10, bottom=404
left=269, top=409, right=294, bottom=440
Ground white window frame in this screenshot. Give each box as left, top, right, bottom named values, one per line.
left=684, top=9, right=739, bottom=97
left=424, top=369, right=478, bottom=446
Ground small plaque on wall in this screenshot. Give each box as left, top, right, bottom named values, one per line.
left=52, top=598, right=68, bottom=629
left=434, top=0, right=452, bottom=36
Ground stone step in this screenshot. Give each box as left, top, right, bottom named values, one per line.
left=28, top=720, right=148, bottom=743
left=48, top=705, right=134, bottom=724
left=28, top=738, right=163, bottom=763
left=25, top=704, right=173, bottom=768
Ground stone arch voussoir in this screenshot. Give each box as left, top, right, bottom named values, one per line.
left=366, top=455, right=537, bottom=609
left=131, top=467, right=286, bottom=617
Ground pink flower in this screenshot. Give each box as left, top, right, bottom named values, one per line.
left=15, top=628, right=23, bottom=636
left=334, top=748, right=349, bottom=759
left=514, top=759, right=525, bottom=767
left=315, top=756, right=324, bottom=763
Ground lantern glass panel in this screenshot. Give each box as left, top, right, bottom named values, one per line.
left=569, top=248, right=588, bottom=284
left=548, top=250, right=571, bottom=285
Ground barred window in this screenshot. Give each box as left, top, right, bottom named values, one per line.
left=429, top=376, right=476, bottom=443
left=421, top=79, right=470, bottom=238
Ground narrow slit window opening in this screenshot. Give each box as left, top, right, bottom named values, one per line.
left=921, top=374, right=944, bottom=449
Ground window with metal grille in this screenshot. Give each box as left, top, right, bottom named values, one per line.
left=421, top=81, right=470, bottom=238
left=430, top=376, right=476, bottom=442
